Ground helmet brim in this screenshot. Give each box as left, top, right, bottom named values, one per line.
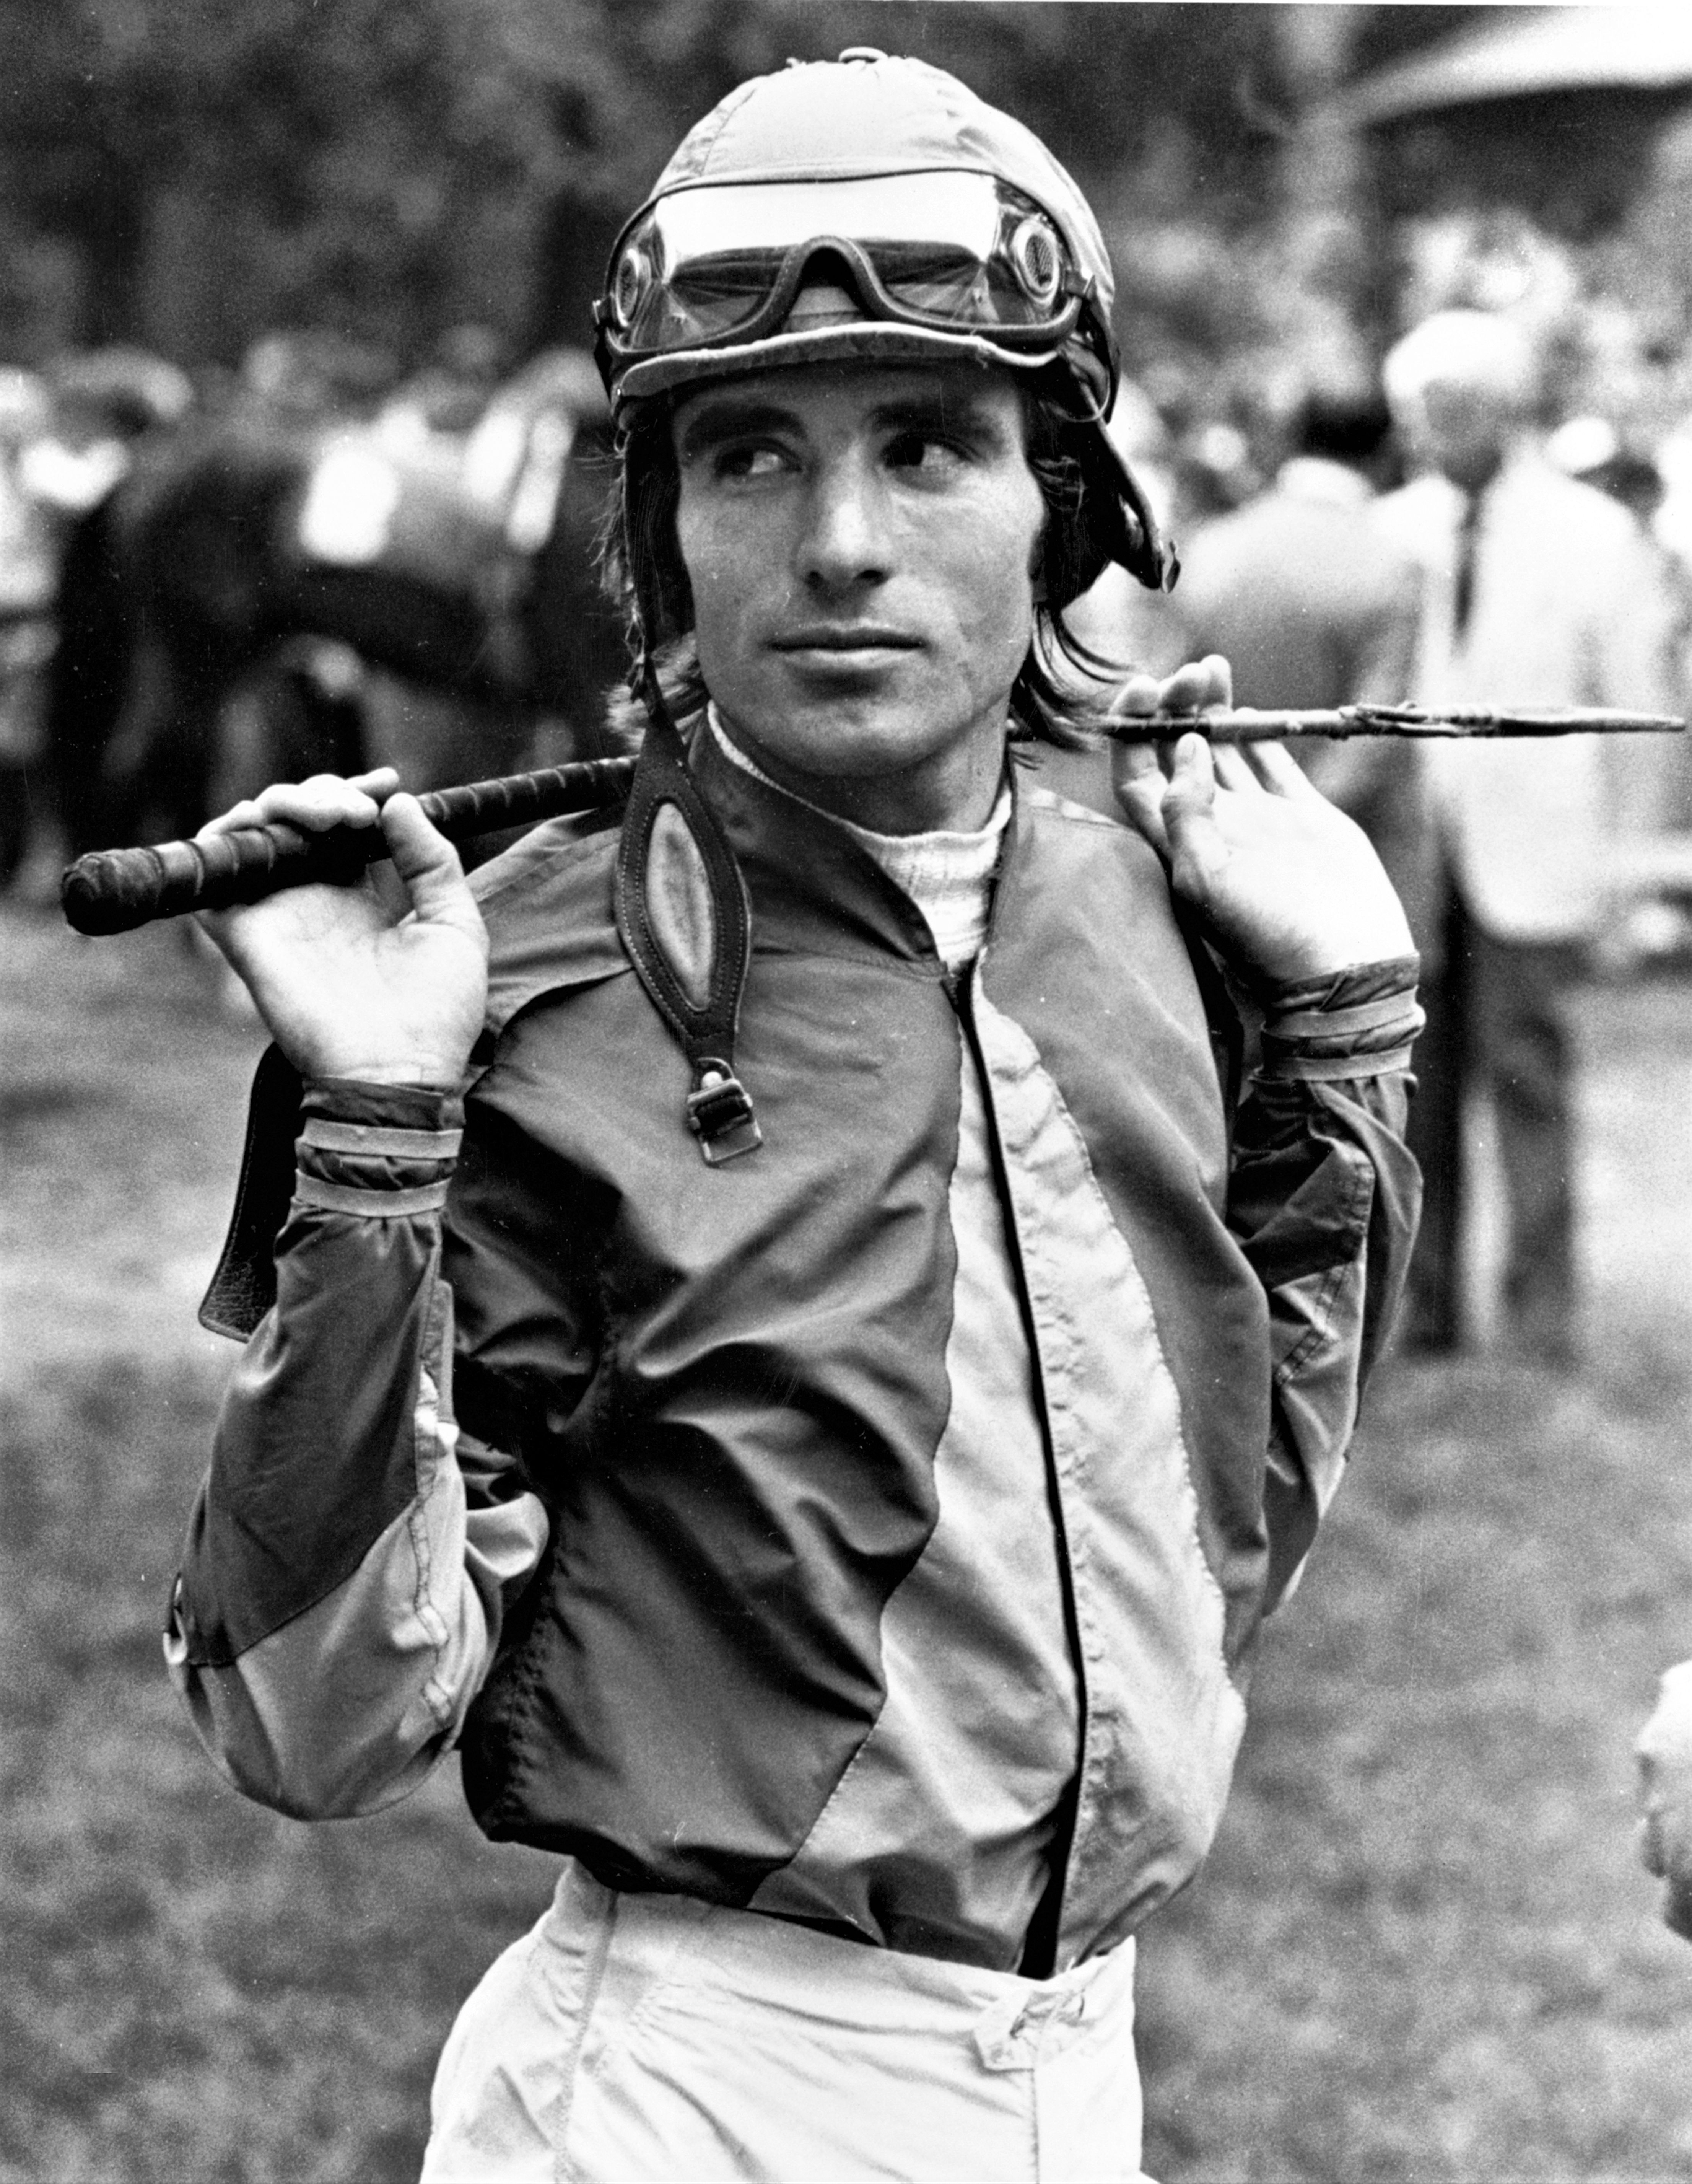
left=612, top=320, right=1061, bottom=408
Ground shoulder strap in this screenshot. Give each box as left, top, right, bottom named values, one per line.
left=199, top=1041, right=304, bottom=1340
left=612, top=708, right=762, bottom=1163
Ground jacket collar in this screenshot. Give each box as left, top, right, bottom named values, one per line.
left=478, top=707, right=1026, bottom=1034
left=686, top=710, right=972, bottom=971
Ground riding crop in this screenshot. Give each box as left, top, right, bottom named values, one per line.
left=59, top=705, right=1684, bottom=936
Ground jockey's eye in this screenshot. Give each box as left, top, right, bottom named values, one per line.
left=883, top=429, right=971, bottom=476
left=713, top=441, right=790, bottom=482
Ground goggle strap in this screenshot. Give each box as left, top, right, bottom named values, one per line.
left=606, top=232, right=1089, bottom=367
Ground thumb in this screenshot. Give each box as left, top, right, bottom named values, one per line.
left=380, top=793, right=480, bottom=933
left=1160, top=732, right=1226, bottom=908
left=1162, top=730, right=1219, bottom=842
left=1111, top=741, right=1171, bottom=857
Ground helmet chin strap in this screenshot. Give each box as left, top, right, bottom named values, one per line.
left=609, top=637, right=763, bottom=1165
left=1115, top=459, right=1180, bottom=594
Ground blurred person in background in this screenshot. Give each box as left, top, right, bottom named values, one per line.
left=161, top=51, right=1422, bottom=2181
left=34, top=349, right=198, bottom=863
left=1170, top=385, right=1415, bottom=717
left=1638, top=1659, right=1692, bottom=1942
left=1377, top=308, right=1677, bottom=1365
left=379, top=322, right=514, bottom=448
left=0, top=367, right=60, bottom=884
left=26, top=346, right=194, bottom=515
left=1165, top=384, right=1434, bottom=1026
left=235, top=328, right=399, bottom=426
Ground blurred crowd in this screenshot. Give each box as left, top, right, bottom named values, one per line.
left=0, top=321, right=625, bottom=894
left=0, top=324, right=525, bottom=878
left=1061, top=206, right=1692, bottom=1368
left=6, top=206, right=1692, bottom=1368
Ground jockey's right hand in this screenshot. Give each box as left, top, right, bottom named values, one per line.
left=194, top=769, right=488, bottom=1090
left=1637, top=1659, right=1692, bottom=1941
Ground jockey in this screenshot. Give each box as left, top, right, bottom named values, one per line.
left=169, top=51, right=1421, bottom=2181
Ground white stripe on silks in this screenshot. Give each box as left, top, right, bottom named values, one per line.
left=969, top=982, right=1246, bottom=1964
left=164, top=1360, right=546, bottom=1819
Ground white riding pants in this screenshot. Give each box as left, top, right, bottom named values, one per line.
left=421, top=1859, right=1149, bottom=2182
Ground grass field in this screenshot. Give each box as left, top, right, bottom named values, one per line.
left=5, top=892, right=1692, bottom=2181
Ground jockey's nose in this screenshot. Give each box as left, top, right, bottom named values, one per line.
left=797, top=443, right=892, bottom=597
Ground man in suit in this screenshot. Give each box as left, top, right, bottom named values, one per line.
left=1168, top=388, right=1432, bottom=953
left=1377, top=309, right=1676, bottom=1362
left=1171, top=388, right=1416, bottom=716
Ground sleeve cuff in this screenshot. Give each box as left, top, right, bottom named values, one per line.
left=294, top=1078, right=465, bottom=1217
left=1254, top=954, right=1425, bottom=1083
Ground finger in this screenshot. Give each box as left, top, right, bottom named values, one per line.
left=1110, top=746, right=1173, bottom=858
left=1108, top=672, right=1163, bottom=718
left=1155, top=661, right=1218, bottom=717
left=1199, top=653, right=1235, bottom=709
left=380, top=793, right=483, bottom=936
left=345, top=767, right=401, bottom=799
left=1111, top=739, right=1162, bottom=792
left=1239, top=738, right=1323, bottom=800
left=1162, top=730, right=1218, bottom=834
left=1212, top=744, right=1264, bottom=796
left=249, top=771, right=395, bottom=835
left=197, top=798, right=270, bottom=842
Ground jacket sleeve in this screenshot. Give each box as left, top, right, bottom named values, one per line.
left=1224, top=955, right=1424, bottom=1612
left=164, top=1079, right=550, bottom=1819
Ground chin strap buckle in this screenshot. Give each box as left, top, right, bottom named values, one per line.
left=686, top=1062, right=763, bottom=1164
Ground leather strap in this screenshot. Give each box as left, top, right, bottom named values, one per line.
left=199, top=1041, right=304, bottom=1339
left=613, top=705, right=762, bottom=1164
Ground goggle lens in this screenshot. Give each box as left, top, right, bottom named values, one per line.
left=605, top=173, right=1083, bottom=357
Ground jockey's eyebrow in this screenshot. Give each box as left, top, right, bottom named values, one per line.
left=674, top=378, right=1018, bottom=466
left=674, top=398, right=798, bottom=463
left=867, top=389, right=1015, bottom=453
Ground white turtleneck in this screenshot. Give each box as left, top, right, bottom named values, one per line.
left=705, top=704, right=1009, bottom=972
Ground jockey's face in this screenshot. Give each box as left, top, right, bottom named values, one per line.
left=672, top=360, right=1045, bottom=834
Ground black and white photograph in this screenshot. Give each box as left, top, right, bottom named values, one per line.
left=6, top=4, right=1692, bottom=2179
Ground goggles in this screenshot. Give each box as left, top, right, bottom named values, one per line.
left=596, top=171, right=1111, bottom=399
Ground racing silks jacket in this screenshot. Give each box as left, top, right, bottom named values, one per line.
left=167, top=726, right=1422, bottom=1977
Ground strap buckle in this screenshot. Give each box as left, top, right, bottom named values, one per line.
left=686, top=1063, right=763, bottom=1165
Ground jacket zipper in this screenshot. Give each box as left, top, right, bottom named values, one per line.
left=951, top=958, right=1089, bottom=1974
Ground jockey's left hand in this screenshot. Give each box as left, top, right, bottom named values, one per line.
left=1110, top=654, right=1414, bottom=984
left=1637, top=1660, right=1692, bottom=1941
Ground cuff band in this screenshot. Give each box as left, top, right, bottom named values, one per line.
left=294, top=1174, right=451, bottom=1218
left=1252, top=953, right=1421, bottom=1011
left=300, top=1117, right=464, bottom=1158
left=1264, top=991, right=1425, bottom=1042
left=1258, top=1040, right=1419, bottom=1084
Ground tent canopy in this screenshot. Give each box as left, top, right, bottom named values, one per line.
left=1334, top=6, right=1692, bottom=128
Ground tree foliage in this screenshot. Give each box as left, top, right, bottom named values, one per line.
left=0, top=1, right=1450, bottom=373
